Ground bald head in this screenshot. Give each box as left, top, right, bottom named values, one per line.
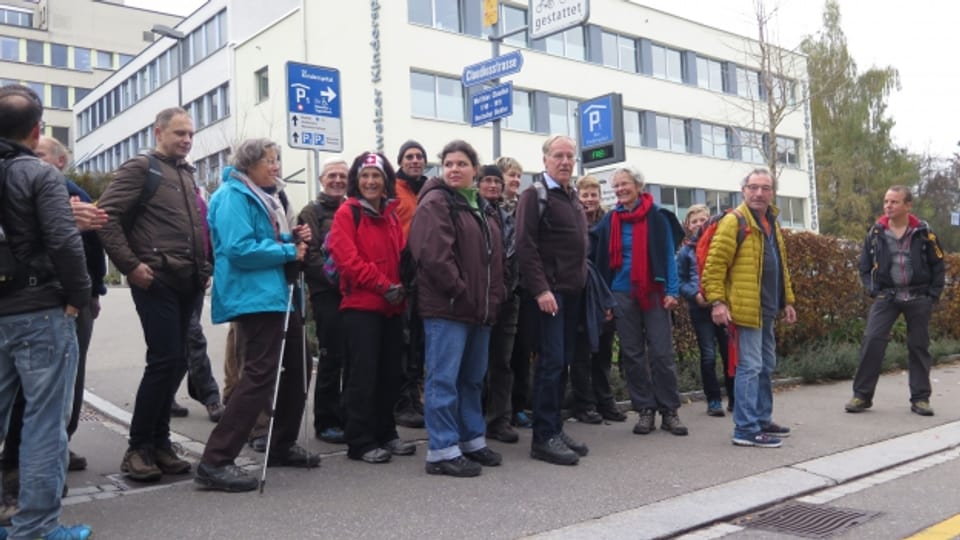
left=35, top=136, right=69, bottom=171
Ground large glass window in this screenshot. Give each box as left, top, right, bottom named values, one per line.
left=50, top=43, right=67, bottom=68
left=548, top=96, right=577, bottom=136
left=776, top=136, right=799, bottom=167
left=660, top=187, right=694, bottom=220
left=51, top=85, right=68, bottom=109
left=651, top=44, right=682, bottom=83
left=408, top=0, right=461, bottom=32
left=696, top=57, right=724, bottom=92
left=501, top=4, right=527, bottom=47
left=119, top=54, right=132, bottom=67
left=735, top=129, right=766, bottom=164
left=701, top=123, right=728, bottom=159
left=51, top=126, right=69, bottom=147
left=503, top=89, right=532, bottom=131
left=545, top=27, right=585, bottom=61
left=26, top=40, right=43, bottom=64
left=26, top=82, right=44, bottom=104
left=0, top=37, right=17, bottom=61
left=74, top=47, right=91, bottom=71
left=410, top=71, right=463, bottom=122
left=0, top=7, right=32, bottom=27
left=736, top=67, right=760, bottom=99
left=656, top=115, right=687, bottom=152
left=623, top=109, right=642, bottom=147
left=75, top=87, right=90, bottom=103
left=96, top=50, right=112, bottom=69
left=601, top=31, right=636, bottom=72
left=777, top=196, right=806, bottom=228
left=705, top=190, right=738, bottom=216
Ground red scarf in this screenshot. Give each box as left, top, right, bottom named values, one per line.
left=609, top=193, right=658, bottom=310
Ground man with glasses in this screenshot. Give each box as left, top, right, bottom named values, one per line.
left=702, top=168, right=797, bottom=449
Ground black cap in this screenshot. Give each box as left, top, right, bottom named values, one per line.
left=397, top=140, right=427, bottom=165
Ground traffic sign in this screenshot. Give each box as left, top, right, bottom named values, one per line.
left=578, top=93, right=624, bottom=168
left=462, top=50, right=523, bottom=87
left=471, top=82, right=514, bottom=127
left=483, top=0, right=498, bottom=26
left=286, top=62, right=342, bottom=152
left=528, top=0, right=590, bottom=40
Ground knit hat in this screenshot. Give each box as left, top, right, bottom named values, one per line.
left=478, top=164, right=504, bottom=186
left=396, top=140, right=427, bottom=165
left=360, top=152, right=386, bottom=176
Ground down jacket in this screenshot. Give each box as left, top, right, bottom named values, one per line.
left=701, top=202, right=795, bottom=329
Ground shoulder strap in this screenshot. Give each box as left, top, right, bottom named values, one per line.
left=350, top=203, right=361, bottom=229
left=122, top=155, right=164, bottom=232
left=533, top=178, right=548, bottom=220
left=732, top=209, right=748, bottom=247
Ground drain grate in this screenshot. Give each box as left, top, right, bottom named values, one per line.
left=78, top=406, right=102, bottom=423
left=735, top=502, right=881, bottom=539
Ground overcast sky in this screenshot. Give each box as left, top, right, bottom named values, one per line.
left=126, top=0, right=959, bottom=159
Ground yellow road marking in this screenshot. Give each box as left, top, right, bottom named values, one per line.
left=904, top=513, right=960, bottom=540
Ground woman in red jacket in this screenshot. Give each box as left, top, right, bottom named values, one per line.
left=326, top=152, right=416, bottom=464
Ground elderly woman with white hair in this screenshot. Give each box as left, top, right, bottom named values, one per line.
left=196, top=138, right=321, bottom=493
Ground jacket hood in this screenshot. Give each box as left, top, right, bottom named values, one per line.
left=417, top=176, right=448, bottom=202
left=877, top=214, right=922, bottom=230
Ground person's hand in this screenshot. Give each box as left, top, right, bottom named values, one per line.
left=293, top=224, right=312, bottom=244
left=90, top=296, right=101, bottom=319
left=604, top=308, right=613, bottom=321
left=663, top=295, right=679, bottom=310
left=127, top=263, right=154, bottom=290
left=536, top=291, right=558, bottom=316
left=694, top=293, right=710, bottom=308
left=294, top=241, right=308, bottom=262
left=64, top=305, right=79, bottom=318
left=71, top=197, right=108, bottom=231
left=384, top=284, right=405, bottom=305
left=783, top=304, right=797, bottom=324
left=711, top=302, right=732, bottom=326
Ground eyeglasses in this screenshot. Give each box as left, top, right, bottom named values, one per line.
left=745, top=184, right=773, bottom=193
left=404, top=153, right=425, bottom=161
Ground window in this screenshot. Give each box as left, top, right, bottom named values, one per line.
left=408, top=0, right=461, bottom=32
left=735, top=129, right=766, bottom=164
left=651, top=44, right=682, bottom=83
left=736, top=67, right=760, bottom=99
left=75, top=87, right=90, bottom=102
left=410, top=71, right=463, bottom=122
left=777, top=196, right=805, bottom=228
left=696, top=57, right=724, bottom=92
left=705, top=190, right=738, bottom=217
left=255, top=67, right=269, bottom=103
left=158, top=50, right=171, bottom=84
left=96, top=50, right=112, bottom=69
left=119, top=54, right=132, bottom=68
left=0, top=7, right=32, bottom=28
left=1, top=79, right=15, bottom=87
left=503, top=89, right=531, bottom=131
left=0, top=37, right=17, bottom=61
left=26, top=40, right=43, bottom=64
left=74, top=47, right=91, bottom=71
left=26, top=82, right=44, bottom=104
left=776, top=136, right=798, bottom=167
left=771, top=75, right=796, bottom=105
left=204, top=18, right=218, bottom=56
left=545, top=27, right=585, bottom=61
left=192, top=97, right=206, bottom=128
left=50, top=43, right=67, bottom=68
left=659, top=187, right=694, bottom=220
left=656, top=115, right=687, bottom=152
left=51, top=85, right=68, bottom=109
left=623, top=109, right=642, bottom=147
left=700, top=123, right=728, bottom=159
left=501, top=4, right=527, bottom=47
left=51, top=126, right=69, bottom=147
left=548, top=96, right=577, bottom=136
left=601, top=31, right=636, bottom=72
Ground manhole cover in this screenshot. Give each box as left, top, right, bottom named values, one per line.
left=735, top=502, right=881, bottom=539
left=78, top=407, right=102, bottom=423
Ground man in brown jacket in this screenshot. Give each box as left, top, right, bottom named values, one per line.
left=98, top=107, right=211, bottom=482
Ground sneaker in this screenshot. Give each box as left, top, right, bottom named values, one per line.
left=512, top=411, right=533, bottom=428
left=530, top=435, right=579, bottom=466
left=732, top=433, right=782, bottom=448
left=573, top=409, right=603, bottom=424
left=316, top=427, right=346, bottom=444
left=383, top=438, right=416, bottom=456
left=267, top=444, right=320, bottom=468
left=558, top=431, right=589, bottom=457
left=194, top=462, right=257, bottom=492
left=425, top=455, right=482, bottom=477
left=761, top=421, right=791, bottom=438
left=632, top=408, right=655, bottom=435
left=660, top=411, right=689, bottom=436
left=205, top=401, right=225, bottom=423
left=598, top=406, right=627, bottom=422
left=359, top=448, right=391, bottom=464
left=248, top=436, right=267, bottom=453
left=486, top=420, right=520, bottom=443
left=844, top=397, right=873, bottom=413
left=170, top=400, right=188, bottom=418
left=707, top=400, right=725, bottom=417
left=37, top=524, right=93, bottom=540
left=67, top=450, right=87, bottom=472
left=120, top=448, right=162, bottom=482
left=395, top=409, right=425, bottom=428
left=911, top=400, right=935, bottom=416
left=154, top=446, right=191, bottom=475
left=463, top=447, right=502, bottom=467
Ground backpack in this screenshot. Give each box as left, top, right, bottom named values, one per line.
left=320, top=204, right=362, bottom=287
left=531, top=176, right=550, bottom=225
left=120, top=155, right=164, bottom=233
left=693, top=208, right=749, bottom=296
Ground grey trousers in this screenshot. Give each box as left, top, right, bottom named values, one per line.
left=612, top=291, right=681, bottom=412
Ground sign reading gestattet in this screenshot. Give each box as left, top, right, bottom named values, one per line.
left=528, top=0, right=589, bottom=40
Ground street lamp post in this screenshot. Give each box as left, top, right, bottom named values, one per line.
left=151, top=24, right=186, bottom=107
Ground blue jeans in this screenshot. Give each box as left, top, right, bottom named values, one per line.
left=733, top=318, right=776, bottom=439
left=423, top=319, right=490, bottom=462
left=0, top=307, right=78, bottom=539
left=531, top=292, right=580, bottom=443
left=690, top=306, right=732, bottom=403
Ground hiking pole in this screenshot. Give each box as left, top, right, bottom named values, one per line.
left=259, top=283, right=295, bottom=495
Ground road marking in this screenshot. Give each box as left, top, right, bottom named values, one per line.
left=903, top=513, right=960, bottom=540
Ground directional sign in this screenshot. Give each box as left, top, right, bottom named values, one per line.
left=471, top=82, right=514, bottom=127
left=528, top=0, right=590, bottom=40
left=462, top=50, right=523, bottom=87
left=286, top=62, right=342, bottom=152
left=578, top=93, right=624, bottom=168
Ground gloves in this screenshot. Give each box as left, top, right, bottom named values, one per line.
left=384, top=284, right=405, bottom=305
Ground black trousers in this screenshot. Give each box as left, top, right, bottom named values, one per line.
left=510, top=289, right=539, bottom=415
left=311, top=291, right=346, bottom=432
left=172, top=292, right=221, bottom=406
left=570, top=322, right=616, bottom=413
left=395, top=298, right=424, bottom=414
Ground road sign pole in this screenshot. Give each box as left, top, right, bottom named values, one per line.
left=491, top=23, right=501, bottom=160
left=311, top=149, right=320, bottom=201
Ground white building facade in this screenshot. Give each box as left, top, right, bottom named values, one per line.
left=74, top=0, right=814, bottom=229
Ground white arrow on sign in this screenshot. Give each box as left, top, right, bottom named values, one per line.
left=320, top=86, right=337, bottom=102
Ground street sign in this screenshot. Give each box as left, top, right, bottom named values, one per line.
left=462, top=50, right=523, bottom=87
left=528, top=0, right=590, bottom=40
left=471, top=82, right=513, bottom=127
left=483, top=0, right=498, bottom=26
left=578, top=93, right=625, bottom=169
left=286, top=62, right=342, bottom=152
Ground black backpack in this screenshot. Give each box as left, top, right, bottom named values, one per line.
left=0, top=154, right=40, bottom=294
left=120, top=155, right=165, bottom=233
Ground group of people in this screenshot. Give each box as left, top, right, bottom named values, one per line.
left=0, top=85, right=947, bottom=537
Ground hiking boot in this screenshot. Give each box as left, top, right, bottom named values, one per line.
left=194, top=462, right=257, bottom=492
left=383, top=438, right=416, bottom=456
left=911, top=400, right=934, bottom=416
left=316, top=427, right=345, bottom=444
left=633, top=408, right=656, bottom=435
left=574, top=409, right=603, bottom=424
left=530, top=436, right=579, bottom=466
left=486, top=420, right=520, bottom=443
left=267, top=444, right=320, bottom=468
left=844, top=397, right=873, bottom=413
left=36, top=524, right=93, bottom=540
left=395, top=409, right=425, bottom=428
left=512, top=410, right=533, bottom=428
left=154, top=446, right=191, bottom=475
left=732, top=433, right=782, bottom=448
left=67, top=450, right=87, bottom=471
left=425, top=455, right=482, bottom=477
left=661, top=411, right=689, bottom=436
left=170, top=400, right=188, bottom=418
left=558, top=431, right=589, bottom=457
left=205, top=401, right=225, bottom=423
left=463, top=447, right=502, bottom=467
left=598, top=405, right=627, bottom=422
left=359, top=448, right=391, bottom=464
left=707, top=400, right=725, bottom=417
left=761, top=421, right=791, bottom=438
left=120, top=448, right=162, bottom=482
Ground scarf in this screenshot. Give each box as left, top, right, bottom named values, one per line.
left=231, top=169, right=287, bottom=240
left=609, top=192, right=657, bottom=310
left=396, top=169, right=427, bottom=195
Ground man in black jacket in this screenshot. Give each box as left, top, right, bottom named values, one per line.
left=0, top=85, right=93, bottom=540
left=845, top=186, right=945, bottom=416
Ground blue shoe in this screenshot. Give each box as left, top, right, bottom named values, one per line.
left=512, top=411, right=532, bottom=428
left=41, top=524, right=93, bottom=540
left=316, top=427, right=345, bottom=444
left=707, top=400, right=725, bottom=417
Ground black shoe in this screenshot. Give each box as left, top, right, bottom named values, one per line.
left=383, top=438, right=416, bottom=456
left=660, top=411, right=689, bottom=436
left=68, top=450, right=87, bottom=472
left=395, top=409, right=425, bottom=428
left=530, top=435, right=579, bottom=466
left=598, top=406, right=627, bottom=422
left=248, top=436, right=267, bottom=453
left=206, top=401, right=225, bottom=423
left=486, top=420, right=520, bottom=443
left=170, top=400, right=188, bottom=418
left=574, top=409, right=603, bottom=424
left=194, top=462, right=257, bottom=492
left=425, top=455, right=482, bottom=477
left=267, top=444, right=320, bottom=468
left=359, top=448, right=392, bottom=464
left=633, top=408, right=655, bottom=435
left=463, top=447, right=502, bottom=467
left=558, top=431, right=588, bottom=457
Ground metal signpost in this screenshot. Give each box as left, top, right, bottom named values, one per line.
left=577, top=92, right=625, bottom=171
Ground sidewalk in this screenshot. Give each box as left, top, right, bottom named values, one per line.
left=62, top=289, right=960, bottom=539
